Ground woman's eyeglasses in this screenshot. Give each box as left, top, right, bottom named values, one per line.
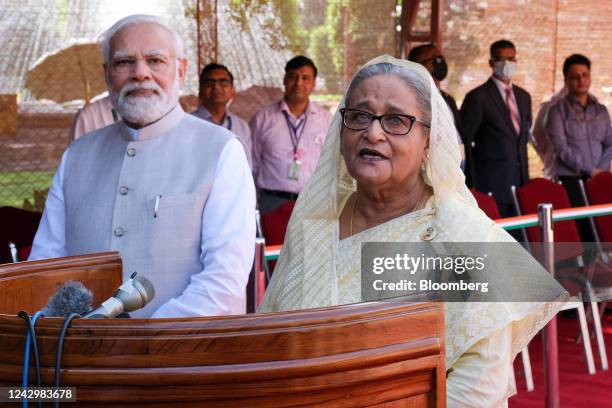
left=340, top=108, right=430, bottom=135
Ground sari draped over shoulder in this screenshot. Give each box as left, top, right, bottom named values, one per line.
left=260, top=55, right=567, bottom=406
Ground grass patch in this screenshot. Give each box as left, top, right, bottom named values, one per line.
left=0, top=171, right=54, bottom=208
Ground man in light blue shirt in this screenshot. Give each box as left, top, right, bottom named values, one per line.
left=192, top=63, right=252, bottom=164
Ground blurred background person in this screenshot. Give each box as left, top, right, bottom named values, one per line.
left=531, top=86, right=568, bottom=180
left=250, top=55, right=332, bottom=214
left=193, top=63, right=252, bottom=163
left=408, top=43, right=467, bottom=176
left=69, top=95, right=118, bottom=141
left=461, top=39, right=532, bottom=219
left=546, top=53, right=612, bottom=241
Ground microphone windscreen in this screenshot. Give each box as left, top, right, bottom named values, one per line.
left=41, top=281, right=93, bottom=317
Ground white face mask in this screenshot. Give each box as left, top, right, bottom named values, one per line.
left=493, top=60, right=517, bottom=81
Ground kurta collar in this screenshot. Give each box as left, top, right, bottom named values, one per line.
left=120, top=103, right=186, bottom=141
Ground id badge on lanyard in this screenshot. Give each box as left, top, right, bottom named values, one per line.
left=284, top=112, right=307, bottom=181
left=288, top=161, right=300, bottom=181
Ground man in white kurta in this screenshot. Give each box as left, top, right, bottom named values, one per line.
left=29, top=15, right=256, bottom=318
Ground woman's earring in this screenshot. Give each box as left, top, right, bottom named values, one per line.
left=421, top=152, right=430, bottom=172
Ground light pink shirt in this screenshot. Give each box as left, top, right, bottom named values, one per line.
left=250, top=99, right=332, bottom=193
left=70, top=96, right=117, bottom=141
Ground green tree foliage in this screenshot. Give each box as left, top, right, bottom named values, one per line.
left=310, top=0, right=396, bottom=91
left=223, top=0, right=396, bottom=93
left=228, top=0, right=306, bottom=53
left=309, top=25, right=340, bottom=92
left=308, top=0, right=345, bottom=92
left=326, top=0, right=346, bottom=76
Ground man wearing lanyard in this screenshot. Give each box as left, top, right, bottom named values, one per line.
left=192, top=63, right=252, bottom=163
left=250, top=56, right=332, bottom=214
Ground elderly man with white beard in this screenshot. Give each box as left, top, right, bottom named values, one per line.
left=29, top=15, right=256, bottom=318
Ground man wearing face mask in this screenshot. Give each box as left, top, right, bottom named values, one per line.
left=408, top=43, right=467, bottom=177
left=461, top=39, right=532, bottom=218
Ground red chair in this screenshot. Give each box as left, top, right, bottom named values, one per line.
left=581, top=173, right=612, bottom=325
left=584, top=171, right=612, bottom=244
left=513, top=178, right=607, bottom=371
left=513, top=178, right=581, bottom=243
left=470, top=189, right=501, bottom=220
left=248, top=202, right=296, bottom=312
left=260, top=200, right=296, bottom=275
left=0, top=207, right=41, bottom=264
left=261, top=201, right=296, bottom=246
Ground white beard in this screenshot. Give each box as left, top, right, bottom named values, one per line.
left=111, top=76, right=180, bottom=126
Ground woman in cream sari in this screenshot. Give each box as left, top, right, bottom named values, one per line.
left=260, top=56, right=566, bottom=407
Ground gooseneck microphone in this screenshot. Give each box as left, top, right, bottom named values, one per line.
left=84, top=273, right=155, bottom=318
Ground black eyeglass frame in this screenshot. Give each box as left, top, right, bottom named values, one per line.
left=339, top=107, right=430, bottom=136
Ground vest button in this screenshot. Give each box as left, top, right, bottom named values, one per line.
left=127, top=148, right=136, bottom=157
left=114, top=227, right=125, bottom=237
left=119, top=185, right=129, bottom=195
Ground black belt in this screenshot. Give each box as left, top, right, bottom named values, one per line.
left=260, top=189, right=299, bottom=201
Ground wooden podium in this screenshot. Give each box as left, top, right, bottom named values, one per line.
left=0, top=254, right=446, bottom=407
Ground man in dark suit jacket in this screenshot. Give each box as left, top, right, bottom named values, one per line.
left=408, top=43, right=468, bottom=177
left=461, top=39, right=532, bottom=218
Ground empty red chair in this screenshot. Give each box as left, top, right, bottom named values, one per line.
left=470, top=189, right=501, bottom=220
left=260, top=201, right=296, bottom=275
left=585, top=171, right=612, bottom=243
left=261, top=201, right=296, bottom=245
left=513, top=178, right=581, bottom=243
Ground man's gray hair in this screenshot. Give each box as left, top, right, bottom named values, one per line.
left=345, top=62, right=432, bottom=125
left=99, top=14, right=185, bottom=64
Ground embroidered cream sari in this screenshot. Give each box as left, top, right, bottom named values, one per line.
left=260, top=55, right=566, bottom=405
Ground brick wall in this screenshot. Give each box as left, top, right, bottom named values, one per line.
left=554, top=0, right=612, bottom=108
left=440, top=0, right=612, bottom=112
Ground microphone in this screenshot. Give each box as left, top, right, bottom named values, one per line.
left=84, top=273, right=155, bottom=318
left=41, top=281, right=93, bottom=317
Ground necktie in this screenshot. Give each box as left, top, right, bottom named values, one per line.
left=505, top=87, right=521, bottom=135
